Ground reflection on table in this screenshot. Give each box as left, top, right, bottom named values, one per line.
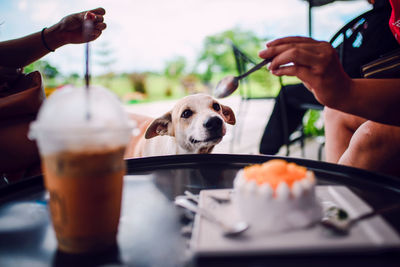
left=0, top=154, right=399, bottom=267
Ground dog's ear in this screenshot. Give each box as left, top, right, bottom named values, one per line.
left=221, top=104, right=236, bottom=125
left=145, top=112, right=173, bottom=139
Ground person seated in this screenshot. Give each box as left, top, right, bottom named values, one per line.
left=259, top=0, right=398, bottom=155
left=259, top=0, right=400, bottom=176
left=324, top=109, right=400, bottom=176
left=0, top=8, right=106, bottom=183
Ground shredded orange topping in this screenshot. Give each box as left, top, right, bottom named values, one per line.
left=243, top=159, right=307, bottom=189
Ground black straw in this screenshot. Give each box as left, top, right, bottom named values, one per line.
left=83, top=19, right=93, bottom=121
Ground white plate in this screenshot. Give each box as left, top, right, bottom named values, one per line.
left=190, top=186, right=400, bottom=256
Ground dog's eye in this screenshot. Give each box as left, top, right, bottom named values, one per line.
left=212, top=103, right=221, bottom=111
left=181, top=109, right=193, bottom=118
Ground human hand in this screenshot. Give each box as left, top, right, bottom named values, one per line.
left=46, top=7, right=106, bottom=47
left=259, top=36, right=352, bottom=107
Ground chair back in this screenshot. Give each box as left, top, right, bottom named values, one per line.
left=330, top=4, right=399, bottom=78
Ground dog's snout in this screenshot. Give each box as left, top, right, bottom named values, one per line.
left=204, top=116, right=222, bottom=131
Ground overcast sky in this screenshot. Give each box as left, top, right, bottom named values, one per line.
left=0, top=0, right=370, bottom=75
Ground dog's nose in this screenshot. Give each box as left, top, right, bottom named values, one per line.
left=204, top=116, right=222, bottom=131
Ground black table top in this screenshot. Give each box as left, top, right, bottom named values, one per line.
left=1, top=154, right=400, bottom=267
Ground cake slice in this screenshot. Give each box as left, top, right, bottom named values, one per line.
left=233, top=159, right=322, bottom=234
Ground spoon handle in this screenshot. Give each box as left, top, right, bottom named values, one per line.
left=322, top=203, right=400, bottom=235
left=237, top=58, right=271, bottom=80
left=175, top=197, right=237, bottom=234
left=184, top=190, right=199, bottom=204
left=175, top=197, right=248, bottom=237
left=350, top=203, right=400, bottom=227
left=175, top=197, right=219, bottom=225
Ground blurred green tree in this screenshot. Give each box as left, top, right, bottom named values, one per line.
left=95, top=42, right=117, bottom=88
left=194, top=27, right=266, bottom=83
left=194, top=27, right=280, bottom=97
left=163, top=56, right=187, bottom=96
left=164, top=56, right=187, bottom=79
left=95, top=42, right=116, bottom=74
left=24, top=60, right=59, bottom=79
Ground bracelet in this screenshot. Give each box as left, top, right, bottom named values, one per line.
left=41, top=28, right=55, bottom=52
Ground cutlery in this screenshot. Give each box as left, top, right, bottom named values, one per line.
left=213, top=58, right=271, bottom=98
left=174, top=197, right=249, bottom=237
left=183, top=190, right=199, bottom=203
left=320, top=203, right=400, bottom=235
left=184, top=190, right=231, bottom=204
left=83, top=18, right=93, bottom=121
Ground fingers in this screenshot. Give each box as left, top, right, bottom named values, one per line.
left=83, top=7, right=106, bottom=36
left=266, top=36, right=318, bottom=47
left=268, top=45, right=321, bottom=70
left=259, top=42, right=325, bottom=69
left=89, top=30, right=102, bottom=40
left=259, top=36, right=321, bottom=60
left=84, top=11, right=105, bottom=23
left=259, top=39, right=336, bottom=77
left=270, top=65, right=317, bottom=92
left=89, top=7, right=106, bottom=15
left=95, top=15, right=104, bottom=23
left=86, top=23, right=106, bottom=41
left=83, top=7, right=105, bottom=24
left=270, top=64, right=308, bottom=77
left=94, top=23, right=107, bottom=31
left=84, top=12, right=96, bottom=20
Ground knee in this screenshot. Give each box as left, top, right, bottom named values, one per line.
left=347, top=124, right=382, bottom=155
left=323, top=107, right=342, bottom=125
left=324, top=108, right=364, bottom=132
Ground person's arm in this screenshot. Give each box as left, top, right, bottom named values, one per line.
left=259, top=36, right=400, bottom=126
left=341, top=79, right=400, bottom=126
left=0, top=7, right=106, bottom=68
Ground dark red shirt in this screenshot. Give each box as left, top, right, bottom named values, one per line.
left=389, top=0, right=400, bottom=44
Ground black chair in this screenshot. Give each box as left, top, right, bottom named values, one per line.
left=229, top=42, right=319, bottom=156
left=228, top=42, right=274, bottom=153
left=278, top=81, right=324, bottom=159
left=278, top=6, right=396, bottom=159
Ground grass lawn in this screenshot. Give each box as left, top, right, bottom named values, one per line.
left=45, top=72, right=301, bottom=104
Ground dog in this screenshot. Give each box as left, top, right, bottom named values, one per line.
left=124, top=94, right=236, bottom=158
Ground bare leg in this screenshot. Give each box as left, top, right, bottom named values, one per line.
left=323, top=107, right=366, bottom=163
left=339, top=121, right=400, bottom=176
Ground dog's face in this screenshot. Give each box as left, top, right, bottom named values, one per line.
left=145, top=94, right=236, bottom=153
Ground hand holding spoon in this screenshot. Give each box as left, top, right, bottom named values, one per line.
left=213, top=58, right=271, bottom=98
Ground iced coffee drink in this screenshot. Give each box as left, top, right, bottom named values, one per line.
left=29, top=86, right=133, bottom=253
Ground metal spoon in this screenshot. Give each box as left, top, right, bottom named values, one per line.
left=183, top=190, right=199, bottom=204
left=184, top=190, right=231, bottom=204
left=213, top=58, right=271, bottom=98
left=320, top=203, right=400, bottom=235
left=174, top=197, right=249, bottom=237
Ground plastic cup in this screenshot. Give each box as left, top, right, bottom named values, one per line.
left=29, top=86, right=133, bottom=253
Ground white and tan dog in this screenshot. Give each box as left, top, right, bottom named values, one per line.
left=124, top=94, right=236, bottom=158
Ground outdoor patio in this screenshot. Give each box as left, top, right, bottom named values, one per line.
left=124, top=95, right=325, bottom=161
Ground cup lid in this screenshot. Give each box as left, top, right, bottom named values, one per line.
left=30, top=85, right=134, bottom=135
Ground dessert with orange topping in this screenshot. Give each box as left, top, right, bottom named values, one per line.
left=233, top=159, right=322, bottom=233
